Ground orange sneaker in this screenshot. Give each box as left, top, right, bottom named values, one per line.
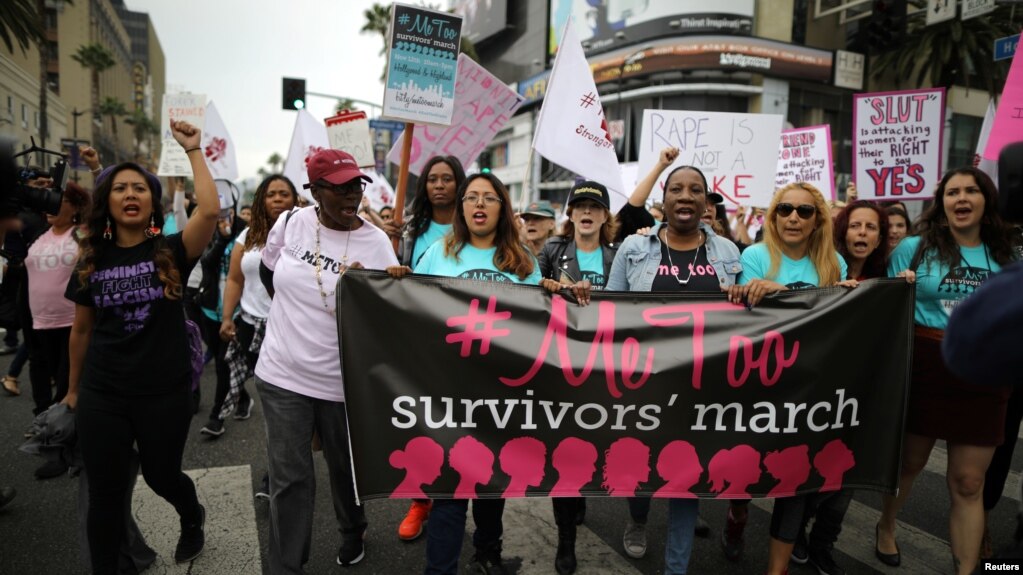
left=398, top=500, right=432, bottom=541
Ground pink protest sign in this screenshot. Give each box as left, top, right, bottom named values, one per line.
left=774, top=125, right=835, bottom=200
left=853, top=87, right=945, bottom=201
left=983, top=48, right=1023, bottom=161
left=387, top=53, right=524, bottom=176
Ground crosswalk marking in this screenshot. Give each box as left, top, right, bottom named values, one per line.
left=132, top=465, right=261, bottom=573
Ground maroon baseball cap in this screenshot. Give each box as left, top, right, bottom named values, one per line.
left=306, top=149, right=372, bottom=187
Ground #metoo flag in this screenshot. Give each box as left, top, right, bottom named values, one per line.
left=532, top=18, right=624, bottom=196
left=201, top=101, right=238, bottom=181
left=853, top=87, right=945, bottom=201
left=284, top=109, right=329, bottom=203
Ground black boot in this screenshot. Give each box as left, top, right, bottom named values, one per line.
left=555, top=523, right=577, bottom=574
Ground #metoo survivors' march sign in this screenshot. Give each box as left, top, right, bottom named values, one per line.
left=775, top=125, right=835, bottom=200
left=338, top=272, right=913, bottom=501
left=639, top=110, right=784, bottom=208
left=853, top=88, right=945, bottom=201
left=387, top=54, right=524, bottom=176
left=383, top=3, right=462, bottom=125
left=158, top=93, right=206, bottom=177
left=326, top=110, right=374, bottom=168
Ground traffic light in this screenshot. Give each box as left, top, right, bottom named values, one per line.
left=478, top=150, right=492, bottom=173
left=282, top=77, right=306, bottom=110
left=865, top=0, right=906, bottom=53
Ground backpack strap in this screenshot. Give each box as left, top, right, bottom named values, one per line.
left=909, top=237, right=927, bottom=272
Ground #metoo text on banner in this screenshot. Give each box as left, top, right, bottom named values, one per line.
left=775, top=125, right=835, bottom=200
left=387, top=54, right=524, bottom=176
left=158, top=93, right=206, bottom=177
left=638, top=110, right=784, bottom=208
left=853, top=87, right=945, bottom=201
left=383, top=3, right=462, bottom=126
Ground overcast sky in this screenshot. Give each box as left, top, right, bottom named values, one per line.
left=126, top=0, right=389, bottom=180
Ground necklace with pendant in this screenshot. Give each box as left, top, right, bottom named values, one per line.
left=314, top=215, right=352, bottom=315
left=663, top=228, right=703, bottom=285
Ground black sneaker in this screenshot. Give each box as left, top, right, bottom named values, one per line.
left=200, top=418, right=225, bottom=437
left=174, top=504, right=205, bottom=563
left=466, top=543, right=507, bottom=575
left=337, top=530, right=366, bottom=566
left=34, top=459, right=68, bottom=480
left=790, top=528, right=809, bottom=564
left=234, top=397, right=255, bottom=420
left=808, top=545, right=846, bottom=575
left=255, top=473, right=270, bottom=501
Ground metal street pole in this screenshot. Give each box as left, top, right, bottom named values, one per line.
left=72, top=107, right=85, bottom=182
left=305, top=91, right=383, bottom=115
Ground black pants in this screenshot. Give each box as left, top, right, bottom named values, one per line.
left=771, top=490, right=852, bottom=545
left=77, top=384, right=200, bottom=575
left=199, top=314, right=232, bottom=421
left=985, top=386, right=1023, bottom=511
left=27, top=326, right=70, bottom=415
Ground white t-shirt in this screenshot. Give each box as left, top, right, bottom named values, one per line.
left=255, top=207, right=399, bottom=401
left=234, top=228, right=273, bottom=319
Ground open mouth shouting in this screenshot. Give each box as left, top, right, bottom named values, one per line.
left=471, top=209, right=488, bottom=227
left=849, top=239, right=872, bottom=257
left=675, top=203, right=698, bottom=224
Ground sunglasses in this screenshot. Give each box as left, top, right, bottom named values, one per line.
left=775, top=203, right=816, bottom=220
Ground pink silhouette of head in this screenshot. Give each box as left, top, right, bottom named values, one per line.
left=449, top=436, right=495, bottom=499
left=814, top=439, right=855, bottom=492
left=654, top=440, right=703, bottom=498
left=708, top=445, right=762, bottom=498
left=763, top=445, right=811, bottom=497
left=602, top=438, right=651, bottom=497
left=389, top=436, right=445, bottom=499
left=499, top=437, right=547, bottom=498
left=551, top=437, right=598, bottom=497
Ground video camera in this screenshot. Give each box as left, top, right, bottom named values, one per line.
left=0, top=136, right=67, bottom=218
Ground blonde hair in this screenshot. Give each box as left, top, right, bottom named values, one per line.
left=763, top=183, right=841, bottom=286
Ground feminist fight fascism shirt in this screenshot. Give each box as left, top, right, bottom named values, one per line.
left=65, top=234, right=196, bottom=395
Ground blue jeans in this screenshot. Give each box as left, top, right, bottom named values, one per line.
left=425, top=498, right=505, bottom=575
left=665, top=499, right=698, bottom=574
left=257, top=377, right=366, bottom=575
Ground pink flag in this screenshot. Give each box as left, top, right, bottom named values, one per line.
left=283, top=109, right=329, bottom=203
left=983, top=48, right=1023, bottom=161
left=531, top=19, right=624, bottom=197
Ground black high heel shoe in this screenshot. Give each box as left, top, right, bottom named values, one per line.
left=875, top=523, right=901, bottom=567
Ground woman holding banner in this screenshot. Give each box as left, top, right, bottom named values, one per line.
left=256, top=149, right=398, bottom=571
left=724, top=182, right=852, bottom=575
left=834, top=200, right=889, bottom=280
left=607, top=165, right=741, bottom=575
left=387, top=171, right=539, bottom=575
left=878, top=167, right=1017, bottom=575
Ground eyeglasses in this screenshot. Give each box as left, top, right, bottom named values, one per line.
left=775, top=203, right=816, bottom=220
left=315, top=181, right=366, bottom=197
left=462, top=194, right=503, bottom=206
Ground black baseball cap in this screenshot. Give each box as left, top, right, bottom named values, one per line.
left=567, top=180, right=610, bottom=210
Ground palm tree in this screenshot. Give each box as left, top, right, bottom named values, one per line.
left=335, top=98, right=360, bottom=113
left=124, top=107, right=159, bottom=160
left=871, top=6, right=1020, bottom=98
left=72, top=43, right=116, bottom=126
left=267, top=152, right=283, bottom=173
left=0, top=0, right=38, bottom=53
left=99, top=97, right=127, bottom=162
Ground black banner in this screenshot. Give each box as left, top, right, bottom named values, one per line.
left=337, top=272, right=913, bottom=501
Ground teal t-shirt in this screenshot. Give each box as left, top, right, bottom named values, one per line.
left=411, top=221, right=452, bottom=271
left=417, top=242, right=541, bottom=284
left=888, top=236, right=1002, bottom=329
left=576, top=247, right=606, bottom=288
left=737, top=242, right=848, bottom=289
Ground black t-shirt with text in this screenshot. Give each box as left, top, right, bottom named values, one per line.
left=651, top=241, right=721, bottom=293
left=65, top=234, right=196, bottom=395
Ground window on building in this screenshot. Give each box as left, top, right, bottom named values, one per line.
left=948, top=113, right=983, bottom=170
left=47, top=73, right=60, bottom=95
left=21, top=104, right=27, bottom=128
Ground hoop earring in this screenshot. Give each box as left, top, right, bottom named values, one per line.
left=103, top=218, right=112, bottom=240
left=144, top=214, right=161, bottom=239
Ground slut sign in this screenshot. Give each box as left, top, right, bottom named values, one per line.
left=338, top=272, right=914, bottom=501
left=853, top=88, right=945, bottom=201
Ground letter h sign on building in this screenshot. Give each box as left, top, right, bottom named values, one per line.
left=852, top=87, right=946, bottom=201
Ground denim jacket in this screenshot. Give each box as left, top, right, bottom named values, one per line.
left=606, top=222, right=742, bottom=292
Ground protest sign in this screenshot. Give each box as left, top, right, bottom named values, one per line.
left=775, top=125, right=835, bottom=200
left=283, top=109, right=329, bottom=203
left=158, top=93, right=206, bottom=177
left=326, top=110, right=374, bottom=168
left=201, top=101, right=238, bottom=181
left=983, top=50, right=1023, bottom=162
left=962, top=0, right=996, bottom=20
left=387, top=54, right=523, bottom=176
left=338, top=272, right=913, bottom=501
left=638, top=110, right=784, bottom=207
left=853, top=87, right=945, bottom=201
left=383, top=3, right=462, bottom=125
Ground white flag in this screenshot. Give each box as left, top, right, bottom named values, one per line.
left=975, top=98, right=998, bottom=183
left=363, top=168, right=396, bottom=211
left=531, top=18, right=624, bottom=198
left=201, top=101, right=238, bottom=181
left=283, top=109, right=330, bottom=203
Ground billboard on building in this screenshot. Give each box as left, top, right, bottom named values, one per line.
left=549, top=0, right=754, bottom=56
left=450, top=0, right=508, bottom=43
